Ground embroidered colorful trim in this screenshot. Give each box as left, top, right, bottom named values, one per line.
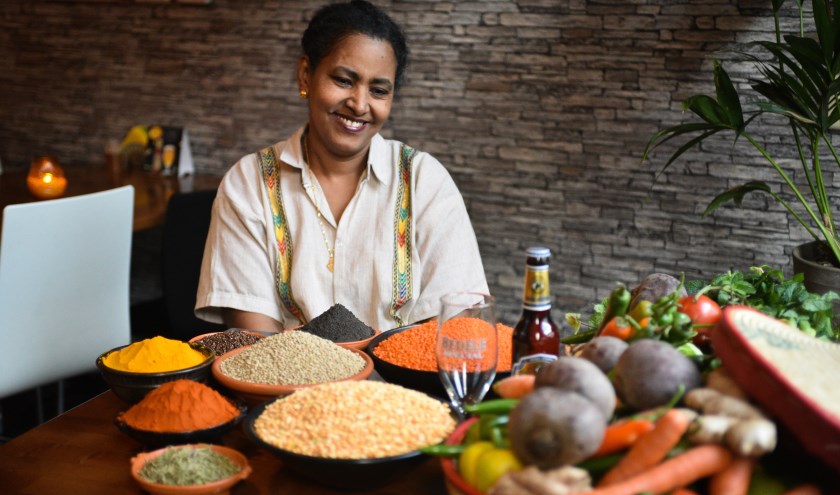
left=390, top=144, right=416, bottom=326
left=258, top=146, right=306, bottom=324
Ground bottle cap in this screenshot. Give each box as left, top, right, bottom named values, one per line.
left=525, top=246, right=551, bottom=258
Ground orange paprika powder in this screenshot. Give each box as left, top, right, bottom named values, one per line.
left=119, top=379, right=239, bottom=432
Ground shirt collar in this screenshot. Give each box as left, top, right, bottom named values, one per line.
left=278, top=125, right=391, bottom=186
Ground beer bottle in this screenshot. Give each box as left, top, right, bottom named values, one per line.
left=512, top=246, right=562, bottom=374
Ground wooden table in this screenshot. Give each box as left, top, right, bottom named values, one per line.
left=0, top=391, right=448, bottom=494
left=0, top=165, right=222, bottom=234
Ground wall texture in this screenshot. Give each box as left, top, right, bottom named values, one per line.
left=0, top=0, right=833, bottom=326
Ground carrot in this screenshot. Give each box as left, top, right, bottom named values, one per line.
left=593, top=418, right=655, bottom=457
left=782, top=484, right=823, bottom=495
left=583, top=444, right=732, bottom=495
left=670, top=489, right=700, bottom=495
left=597, top=408, right=693, bottom=487
left=709, top=456, right=755, bottom=495
left=492, top=373, right=535, bottom=399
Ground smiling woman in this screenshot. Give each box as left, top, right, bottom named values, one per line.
left=195, top=0, right=488, bottom=334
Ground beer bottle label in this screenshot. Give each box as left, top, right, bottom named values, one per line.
left=512, top=353, right=557, bottom=375
left=523, top=265, right=551, bottom=311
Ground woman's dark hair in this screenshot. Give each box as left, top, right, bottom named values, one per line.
left=302, top=0, right=409, bottom=91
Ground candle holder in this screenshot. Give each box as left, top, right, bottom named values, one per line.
left=27, top=155, right=68, bottom=199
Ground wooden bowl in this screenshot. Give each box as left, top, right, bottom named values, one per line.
left=211, top=346, right=374, bottom=405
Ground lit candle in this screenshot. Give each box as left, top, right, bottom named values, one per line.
left=27, top=156, right=68, bottom=199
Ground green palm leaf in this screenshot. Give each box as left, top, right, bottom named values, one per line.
left=703, top=181, right=773, bottom=217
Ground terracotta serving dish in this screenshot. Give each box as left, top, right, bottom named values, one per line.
left=211, top=345, right=374, bottom=405
left=712, top=306, right=840, bottom=472
left=130, top=444, right=251, bottom=495
left=440, top=417, right=482, bottom=495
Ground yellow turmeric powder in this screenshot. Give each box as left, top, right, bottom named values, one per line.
left=104, top=336, right=206, bottom=373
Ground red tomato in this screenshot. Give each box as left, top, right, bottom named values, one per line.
left=679, top=294, right=723, bottom=348
left=679, top=294, right=723, bottom=326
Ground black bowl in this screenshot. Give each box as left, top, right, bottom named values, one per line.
left=115, top=397, right=246, bottom=448
left=244, top=397, right=428, bottom=491
left=366, top=324, right=510, bottom=400
left=96, top=343, right=215, bottom=404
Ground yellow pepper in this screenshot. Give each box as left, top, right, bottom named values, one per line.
left=458, top=441, right=494, bottom=486
left=473, top=448, right=522, bottom=492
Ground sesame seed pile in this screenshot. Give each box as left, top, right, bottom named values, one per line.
left=298, top=303, right=375, bottom=343
left=253, top=381, right=456, bottom=459
left=219, top=331, right=365, bottom=386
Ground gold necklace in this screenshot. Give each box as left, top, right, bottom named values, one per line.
left=303, top=138, right=335, bottom=273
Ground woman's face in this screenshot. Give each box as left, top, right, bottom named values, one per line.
left=298, top=33, right=397, bottom=162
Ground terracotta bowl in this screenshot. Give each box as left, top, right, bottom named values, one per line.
left=96, top=344, right=215, bottom=404
left=244, top=397, right=428, bottom=491
left=283, top=325, right=381, bottom=351
left=440, top=417, right=482, bottom=495
left=211, top=345, right=374, bottom=405
left=130, top=444, right=251, bottom=495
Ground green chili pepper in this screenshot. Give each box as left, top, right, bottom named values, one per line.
left=576, top=452, right=623, bottom=476
left=465, top=399, right=519, bottom=416
left=420, top=443, right=465, bottom=457
left=560, top=329, right=597, bottom=345
left=598, top=286, right=632, bottom=332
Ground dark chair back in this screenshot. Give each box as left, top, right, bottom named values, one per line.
left=161, top=189, right=225, bottom=340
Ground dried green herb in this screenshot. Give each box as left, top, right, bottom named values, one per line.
left=139, top=446, right=239, bottom=486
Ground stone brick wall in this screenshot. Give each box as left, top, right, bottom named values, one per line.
left=0, top=0, right=832, bottom=326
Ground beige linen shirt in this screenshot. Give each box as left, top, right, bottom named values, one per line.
left=196, top=127, right=488, bottom=331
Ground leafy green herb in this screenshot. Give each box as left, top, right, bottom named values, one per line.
left=689, top=265, right=840, bottom=340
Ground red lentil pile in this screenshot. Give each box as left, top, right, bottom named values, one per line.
left=253, top=381, right=455, bottom=459
left=373, top=320, right=514, bottom=372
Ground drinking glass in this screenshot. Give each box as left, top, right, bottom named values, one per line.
left=435, top=292, right=497, bottom=420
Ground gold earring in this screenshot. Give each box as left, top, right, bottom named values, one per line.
left=299, top=89, right=308, bottom=99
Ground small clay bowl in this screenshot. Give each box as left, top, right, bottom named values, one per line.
left=130, top=444, right=251, bottom=495
left=211, top=346, right=374, bottom=406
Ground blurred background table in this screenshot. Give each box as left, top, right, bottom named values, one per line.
left=0, top=165, right=222, bottom=235
left=0, top=391, right=446, bottom=495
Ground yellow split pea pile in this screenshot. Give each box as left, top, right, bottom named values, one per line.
left=253, top=381, right=456, bottom=459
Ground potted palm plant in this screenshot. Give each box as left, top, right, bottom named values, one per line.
left=642, top=0, right=840, bottom=294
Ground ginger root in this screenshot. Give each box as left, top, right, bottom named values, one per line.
left=724, top=417, right=777, bottom=457
left=488, top=466, right=592, bottom=495
left=685, top=387, right=765, bottom=420
left=705, top=367, right=749, bottom=401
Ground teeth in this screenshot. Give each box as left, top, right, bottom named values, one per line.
left=338, top=116, right=364, bottom=130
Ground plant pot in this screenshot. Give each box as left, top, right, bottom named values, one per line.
left=792, top=241, right=840, bottom=317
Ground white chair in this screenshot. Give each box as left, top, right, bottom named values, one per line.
left=0, top=186, right=134, bottom=414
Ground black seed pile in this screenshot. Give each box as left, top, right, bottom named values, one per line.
left=196, top=330, right=263, bottom=356
left=299, top=304, right=375, bottom=343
